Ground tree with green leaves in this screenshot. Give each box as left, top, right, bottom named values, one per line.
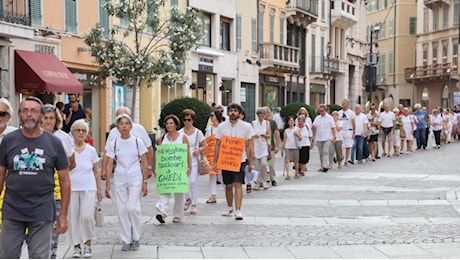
left=84, top=0, right=201, bottom=114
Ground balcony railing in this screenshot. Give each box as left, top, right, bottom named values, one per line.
left=310, top=56, right=340, bottom=75
left=259, top=43, right=300, bottom=72
left=0, top=10, right=31, bottom=26
left=424, top=0, right=450, bottom=9
left=286, top=0, right=318, bottom=25
left=404, top=63, right=455, bottom=82
left=331, top=0, right=358, bottom=28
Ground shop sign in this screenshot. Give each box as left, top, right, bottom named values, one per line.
left=267, top=76, right=279, bottom=83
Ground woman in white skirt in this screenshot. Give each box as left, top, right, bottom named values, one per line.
left=105, top=114, right=150, bottom=251
left=67, top=119, right=102, bottom=258
left=401, top=107, right=415, bottom=154
left=281, top=116, right=301, bottom=179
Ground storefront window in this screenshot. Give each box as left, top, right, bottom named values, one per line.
left=262, top=85, right=278, bottom=111
left=192, top=71, right=215, bottom=104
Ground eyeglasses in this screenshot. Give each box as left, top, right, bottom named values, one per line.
left=20, top=109, right=41, bottom=114
left=43, top=105, right=57, bottom=112
left=0, top=111, right=9, bottom=117
left=184, top=118, right=192, bottom=122
left=73, top=129, right=87, bottom=133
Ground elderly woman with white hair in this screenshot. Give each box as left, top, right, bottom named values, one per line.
left=0, top=98, right=16, bottom=144
left=251, top=107, right=271, bottom=190
left=105, top=114, right=150, bottom=251
left=67, top=119, right=101, bottom=258
left=392, top=108, right=402, bottom=156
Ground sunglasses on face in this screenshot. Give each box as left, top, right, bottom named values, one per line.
left=0, top=111, right=9, bottom=117
left=184, top=118, right=193, bottom=122
left=74, top=129, right=87, bottom=133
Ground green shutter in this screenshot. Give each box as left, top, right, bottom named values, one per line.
left=30, top=0, right=42, bottom=26
left=251, top=18, right=257, bottom=54
left=409, top=17, right=416, bottom=35
left=269, top=13, right=274, bottom=43
left=258, top=10, right=264, bottom=43
left=279, top=17, right=284, bottom=44
left=65, top=0, right=77, bottom=33
left=311, top=34, right=316, bottom=71
left=99, top=0, right=109, bottom=36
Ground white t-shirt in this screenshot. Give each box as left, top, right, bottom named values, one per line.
left=179, top=127, right=205, bottom=166
left=335, top=120, right=344, bottom=141
left=216, top=119, right=253, bottom=162
left=379, top=111, right=396, bottom=128
left=106, top=136, right=148, bottom=182
left=273, top=113, right=284, bottom=130
left=313, top=114, right=336, bottom=141
left=298, top=126, right=312, bottom=147
left=284, top=127, right=299, bottom=149
left=338, top=109, right=356, bottom=131
left=251, top=119, right=269, bottom=158
left=70, top=144, right=100, bottom=191
left=105, top=123, right=152, bottom=152
left=430, top=114, right=444, bottom=131
left=54, top=129, right=74, bottom=157
left=355, top=113, right=369, bottom=136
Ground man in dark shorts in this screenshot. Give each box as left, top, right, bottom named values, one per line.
left=214, top=103, right=254, bottom=220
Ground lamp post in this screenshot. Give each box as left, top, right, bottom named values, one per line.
left=366, top=25, right=380, bottom=104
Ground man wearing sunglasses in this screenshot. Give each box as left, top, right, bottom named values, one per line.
left=0, top=98, right=17, bottom=144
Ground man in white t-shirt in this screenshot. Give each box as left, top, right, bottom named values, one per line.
left=338, top=99, right=355, bottom=166
left=101, top=107, right=153, bottom=180
left=378, top=103, right=396, bottom=157
left=312, top=104, right=336, bottom=172
left=350, top=104, right=369, bottom=164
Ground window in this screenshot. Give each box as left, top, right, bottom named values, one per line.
left=432, top=42, right=438, bottom=64
left=269, top=9, right=275, bottom=43
left=258, top=7, right=264, bottom=43
left=442, top=41, right=448, bottom=64
left=320, top=36, right=325, bottom=71
left=199, top=13, right=211, bottom=47
left=422, top=44, right=428, bottom=67
left=455, top=2, right=460, bottom=26
left=409, top=17, right=416, bottom=35
left=279, top=15, right=284, bottom=44
left=251, top=18, right=257, bottom=54
left=388, top=19, right=393, bottom=36
left=388, top=51, right=393, bottom=73
left=377, top=54, right=385, bottom=81
left=220, top=18, right=231, bottom=51
left=170, top=0, right=178, bottom=18
left=31, top=0, right=42, bottom=26
left=433, top=6, right=439, bottom=31
left=423, top=8, right=429, bottom=33
left=380, top=22, right=385, bottom=39
left=453, top=39, right=458, bottom=70
left=236, top=14, right=241, bottom=52
left=311, top=34, right=316, bottom=72
left=65, top=0, right=77, bottom=33
left=442, top=5, right=449, bottom=29
left=321, top=0, right=325, bottom=20
left=99, top=0, right=110, bottom=37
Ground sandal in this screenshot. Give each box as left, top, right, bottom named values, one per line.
left=206, top=196, right=217, bottom=204
left=294, top=174, right=300, bottom=179
left=184, top=198, right=191, bottom=211
left=285, top=176, right=290, bottom=180
left=246, top=184, right=252, bottom=193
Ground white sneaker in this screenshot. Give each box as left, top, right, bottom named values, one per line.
left=83, top=245, right=92, bottom=258
left=222, top=207, right=234, bottom=216
left=72, top=247, right=82, bottom=258
left=235, top=210, right=243, bottom=220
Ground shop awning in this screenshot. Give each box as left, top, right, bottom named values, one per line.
left=15, top=50, right=83, bottom=94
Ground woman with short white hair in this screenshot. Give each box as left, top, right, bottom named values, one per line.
left=67, top=119, right=101, bottom=258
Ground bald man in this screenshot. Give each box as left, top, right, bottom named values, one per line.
left=101, top=107, right=153, bottom=180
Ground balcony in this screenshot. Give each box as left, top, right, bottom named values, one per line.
left=0, top=0, right=31, bottom=26
left=404, top=63, right=455, bottom=83
left=331, top=0, right=358, bottom=28
left=424, top=0, right=450, bottom=9
left=259, top=43, right=300, bottom=73
left=286, top=0, right=318, bottom=27
left=310, top=56, right=341, bottom=80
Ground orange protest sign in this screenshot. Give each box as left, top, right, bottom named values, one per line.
left=204, top=135, right=219, bottom=174
left=216, top=135, right=245, bottom=172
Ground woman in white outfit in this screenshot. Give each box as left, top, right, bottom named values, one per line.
left=155, top=114, right=191, bottom=224
left=204, top=110, right=223, bottom=203
left=179, top=109, right=207, bottom=214
left=67, top=119, right=102, bottom=258
left=281, top=116, right=301, bottom=179
left=251, top=108, right=270, bottom=190
left=401, top=107, right=415, bottom=154
left=105, top=114, right=150, bottom=251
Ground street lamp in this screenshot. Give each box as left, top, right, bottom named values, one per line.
left=365, top=25, right=380, bottom=104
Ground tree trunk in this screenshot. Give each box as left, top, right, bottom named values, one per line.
left=131, top=77, right=140, bottom=121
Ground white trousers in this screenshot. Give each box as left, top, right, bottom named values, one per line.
left=209, top=174, right=217, bottom=195
left=112, top=179, right=142, bottom=244
left=185, top=164, right=198, bottom=205
left=67, top=190, right=96, bottom=246
left=156, top=193, right=185, bottom=218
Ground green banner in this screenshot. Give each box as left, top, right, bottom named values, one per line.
left=155, top=143, right=189, bottom=194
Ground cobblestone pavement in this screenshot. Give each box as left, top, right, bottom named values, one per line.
left=50, top=139, right=460, bottom=258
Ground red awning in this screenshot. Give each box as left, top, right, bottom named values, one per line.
left=15, top=50, right=83, bottom=94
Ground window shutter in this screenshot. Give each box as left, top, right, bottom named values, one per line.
left=99, top=0, right=109, bottom=36
left=251, top=18, right=257, bottom=54
left=236, top=14, right=241, bottom=52
left=30, top=0, right=42, bottom=26
left=65, top=0, right=77, bottom=33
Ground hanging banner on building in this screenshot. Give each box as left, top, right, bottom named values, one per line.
left=155, top=143, right=188, bottom=194
left=216, top=135, right=245, bottom=172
